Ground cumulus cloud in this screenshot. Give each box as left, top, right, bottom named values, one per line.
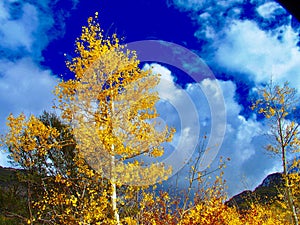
left=256, top=1, right=284, bottom=19
left=0, top=3, right=38, bottom=52
left=170, top=0, right=291, bottom=56
left=168, top=0, right=300, bottom=195
left=214, top=20, right=300, bottom=88
left=146, top=63, right=279, bottom=196
left=170, top=0, right=299, bottom=88
left=170, top=0, right=246, bottom=47
left=0, top=57, right=58, bottom=166
left=207, top=79, right=279, bottom=196
left=0, top=0, right=78, bottom=166
left=0, top=58, right=57, bottom=119
left=143, top=63, right=201, bottom=174
left=0, top=0, right=79, bottom=60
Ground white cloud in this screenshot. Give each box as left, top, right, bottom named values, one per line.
left=171, top=0, right=298, bottom=88
left=0, top=0, right=76, bottom=60
left=171, top=0, right=245, bottom=42
left=0, top=58, right=58, bottom=166
left=256, top=2, right=283, bottom=19
left=0, top=0, right=75, bottom=166
left=143, top=63, right=201, bottom=174
left=0, top=3, right=38, bottom=52
left=214, top=81, right=276, bottom=196
left=0, top=0, right=62, bottom=115
left=0, top=58, right=57, bottom=117
left=146, top=63, right=278, bottom=196
left=169, top=0, right=299, bottom=196
left=214, top=20, right=300, bottom=88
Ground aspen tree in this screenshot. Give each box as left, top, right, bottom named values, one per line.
left=3, top=14, right=174, bottom=224
left=55, top=13, right=175, bottom=223
left=252, top=81, right=299, bottom=225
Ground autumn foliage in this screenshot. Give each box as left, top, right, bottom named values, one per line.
left=1, top=14, right=299, bottom=224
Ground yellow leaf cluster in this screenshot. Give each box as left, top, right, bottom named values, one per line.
left=55, top=14, right=175, bottom=184
left=5, top=114, right=61, bottom=167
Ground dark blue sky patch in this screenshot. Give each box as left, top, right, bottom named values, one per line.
left=6, top=1, right=23, bottom=20
left=41, top=0, right=198, bottom=78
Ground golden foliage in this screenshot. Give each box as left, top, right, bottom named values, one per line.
left=2, top=14, right=175, bottom=224
left=252, top=81, right=300, bottom=224
left=55, top=13, right=175, bottom=184
left=2, top=15, right=300, bottom=225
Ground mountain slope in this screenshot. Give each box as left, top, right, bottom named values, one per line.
left=226, top=172, right=284, bottom=210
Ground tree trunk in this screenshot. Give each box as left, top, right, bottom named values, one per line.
left=110, top=99, right=120, bottom=225
left=111, top=154, right=120, bottom=225
left=282, top=147, right=299, bottom=225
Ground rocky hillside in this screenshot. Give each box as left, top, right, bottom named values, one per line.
left=226, top=172, right=284, bottom=210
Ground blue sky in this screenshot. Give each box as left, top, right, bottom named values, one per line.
left=1, top=0, right=300, bottom=196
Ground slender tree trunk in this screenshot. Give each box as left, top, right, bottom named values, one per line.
left=111, top=154, right=120, bottom=225
left=282, top=146, right=299, bottom=225
left=110, top=99, right=120, bottom=225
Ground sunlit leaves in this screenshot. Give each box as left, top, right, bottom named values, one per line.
left=5, top=114, right=61, bottom=168
left=51, top=12, right=175, bottom=224
left=252, top=81, right=300, bottom=154
left=252, top=81, right=297, bottom=121
left=55, top=13, right=175, bottom=186
left=3, top=12, right=300, bottom=225
left=252, top=81, right=300, bottom=224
